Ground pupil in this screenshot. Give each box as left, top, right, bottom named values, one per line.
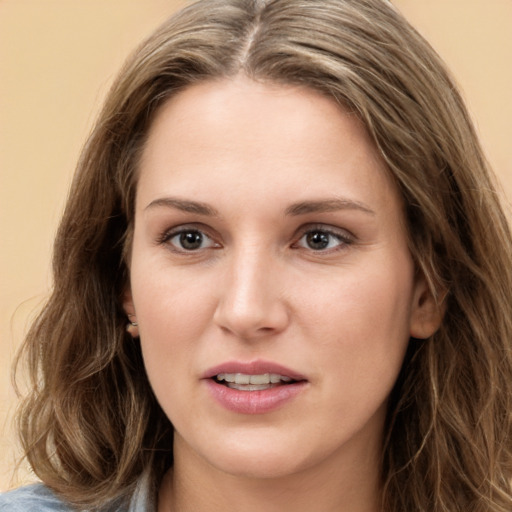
left=180, top=231, right=202, bottom=250
left=307, top=231, right=329, bottom=250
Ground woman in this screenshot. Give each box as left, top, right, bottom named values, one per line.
left=2, top=0, right=511, bottom=510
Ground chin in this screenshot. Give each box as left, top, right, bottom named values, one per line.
left=214, top=450, right=307, bottom=480
left=194, top=429, right=323, bottom=481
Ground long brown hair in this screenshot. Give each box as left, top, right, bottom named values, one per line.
left=16, top=0, right=512, bottom=510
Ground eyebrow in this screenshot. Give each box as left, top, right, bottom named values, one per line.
left=144, top=196, right=375, bottom=217
left=144, top=197, right=219, bottom=216
left=285, top=198, right=375, bottom=216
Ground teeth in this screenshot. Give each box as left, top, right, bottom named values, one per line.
left=250, top=374, right=270, bottom=385
left=227, top=383, right=271, bottom=391
left=216, top=373, right=294, bottom=385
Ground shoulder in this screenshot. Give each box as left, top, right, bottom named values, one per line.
left=0, top=483, right=73, bottom=511
left=0, top=469, right=155, bottom=512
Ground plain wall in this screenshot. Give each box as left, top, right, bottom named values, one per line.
left=1, top=0, right=511, bottom=491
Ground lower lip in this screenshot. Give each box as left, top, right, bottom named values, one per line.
left=205, top=379, right=307, bottom=414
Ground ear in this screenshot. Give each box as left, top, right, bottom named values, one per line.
left=123, top=287, right=139, bottom=338
left=409, top=273, right=445, bottom=340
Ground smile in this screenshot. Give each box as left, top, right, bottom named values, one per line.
left=215, top=373, right=294, bottom=391
left=203, top=361, right=308, bottom=414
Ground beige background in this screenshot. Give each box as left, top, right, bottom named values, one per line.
left=1, top=0, right=511, bottom=491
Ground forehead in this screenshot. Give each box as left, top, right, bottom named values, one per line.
left=136, top=76, right=401, bottom=216
left=143, top=76, right=378, bottom=162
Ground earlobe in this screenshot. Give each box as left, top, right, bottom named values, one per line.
left=123, top=288, right=139, bottom=338
left=409, top=275, right=445, bottom=340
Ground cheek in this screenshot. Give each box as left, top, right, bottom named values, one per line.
left=133, top=260, right=216, bottom=331
left=301, top=261, right=414, bottom=337
left=299, top=279, right=412, bottom=441
left=134, top=280, right=215, bottom=426
left=131, top=266, right=217, bottom=383
left=300, top=259, right=414, bottom=388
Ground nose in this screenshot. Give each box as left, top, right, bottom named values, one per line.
left=213, top=247, right=290, bottom=340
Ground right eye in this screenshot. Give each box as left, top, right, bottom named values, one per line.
left=164, top=228, right=218, bottom=252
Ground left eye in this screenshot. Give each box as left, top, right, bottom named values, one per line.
left=168, top=229, right=216, bottom=251
left=297, top=229, right=348, bottom=251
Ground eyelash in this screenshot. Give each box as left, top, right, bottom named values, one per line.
left=294, top=225, right=354, bottom=252
left=157, top=225, right=218, bottom=252
left=157, top=224, right=354, bottom=254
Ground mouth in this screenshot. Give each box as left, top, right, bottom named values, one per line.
left=213, top=372, right=298, bottom=391
left=204, top=361, right=308, bottom=414
left=204, top=360, right=306, bottom=387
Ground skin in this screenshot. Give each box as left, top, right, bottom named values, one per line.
left=124, top=76, right=440, bottom=512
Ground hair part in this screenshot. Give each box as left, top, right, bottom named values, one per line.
left=15, top=1, right=512, bottom=510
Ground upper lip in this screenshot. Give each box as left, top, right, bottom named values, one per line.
left=202, top=359, right=307, bottom=381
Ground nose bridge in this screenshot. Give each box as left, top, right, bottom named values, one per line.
left=214, top=241, right=288, bottom=338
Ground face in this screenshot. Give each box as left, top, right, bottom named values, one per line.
left=125, top=76, right=437, bottom=482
